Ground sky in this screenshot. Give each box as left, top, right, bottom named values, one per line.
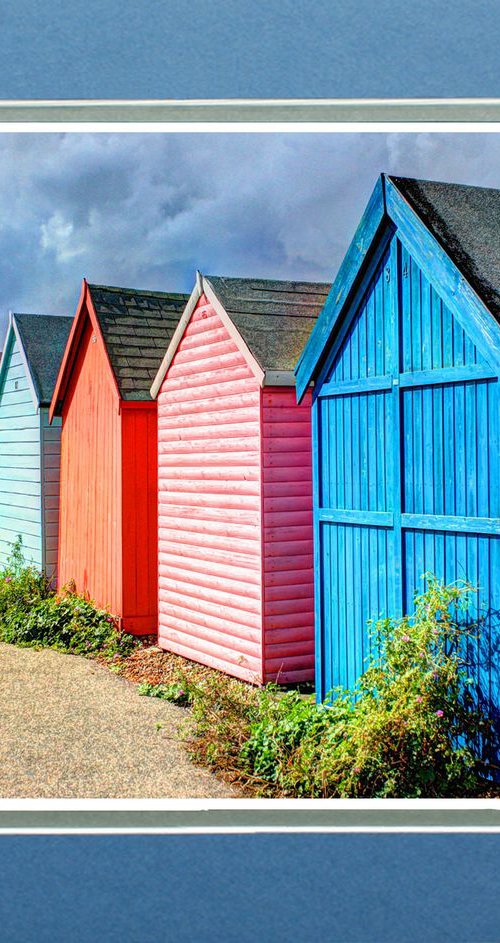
left=1, top=130, right=500, bottom=339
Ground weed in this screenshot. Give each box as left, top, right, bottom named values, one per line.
left=138, top=681, right=191, bottom=707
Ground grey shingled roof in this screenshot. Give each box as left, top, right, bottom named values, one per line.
left=14, top=314, right=73, bottom=406
left=88, top=284, right=189, bottom=399
left=390, top=175, right=500, bottom=322
left=206, top=276, right=330, bottom=371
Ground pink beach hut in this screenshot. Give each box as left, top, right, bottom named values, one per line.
left=151, top=274, right=329, bottom=684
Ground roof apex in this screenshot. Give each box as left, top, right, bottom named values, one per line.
left=151, top=272, right=329, bottom=398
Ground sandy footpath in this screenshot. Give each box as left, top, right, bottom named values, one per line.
left=0, top=642, right=237, bottom=798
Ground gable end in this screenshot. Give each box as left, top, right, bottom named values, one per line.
left=296, top=174, right=500, bottom=401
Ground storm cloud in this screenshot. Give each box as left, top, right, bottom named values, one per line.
left=0, top=131, right=500, bottom=338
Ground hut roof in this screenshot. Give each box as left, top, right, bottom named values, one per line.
left=390, top=175, right=500, bottom=323
left=205, top=276, right=330, bottom=372
left=88, top=284, right=189, bottom=400
left=13, top=314, right=73, bottom=406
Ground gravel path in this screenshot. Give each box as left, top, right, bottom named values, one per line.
left=0, top=643, right=237, bottom=798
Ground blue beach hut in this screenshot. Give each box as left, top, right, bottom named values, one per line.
left=0, top=313, right=72, bottom=575
left=295, top=175, right=500, bottom=719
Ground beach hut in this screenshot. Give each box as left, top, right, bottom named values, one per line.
left=151, top=273, right=330, bottom=683
left=295, top=174, right=500, bottom=716
left=0, top=313, right=72, bottom=575
left=50, top=280, right=188, bottom=634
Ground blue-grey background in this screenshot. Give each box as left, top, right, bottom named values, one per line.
left=1, top=7, right=499, bottom=940
left=1, top=131, right=500, bottom=339
left=0, top=0, right=499, bottom=99
left=1, top=833, right=500, bottom=942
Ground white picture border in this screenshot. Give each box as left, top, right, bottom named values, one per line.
left=1, top=115, right=499, bottom=830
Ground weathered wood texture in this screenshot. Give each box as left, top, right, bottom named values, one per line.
left=314, top=229, right=500, bottom=724
left=58, top=318, right=123, bottom=616
left=55, top=286, right=162, bottom=634
left=261, top=387, right=314, bottom=682
left=121, top=404, right=158, bottom=634
left=157, top=295, right=314, bottom=684
left=0, top=336, right=42, bottom=567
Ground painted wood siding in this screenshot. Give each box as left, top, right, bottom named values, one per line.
left=261, top=387, right=314, bottom=683
left=314, top=231, right=500, bottom=727
left=40, top=407, right=62, bottom=579
left=121, top=404, right=158, bottom=634
left=58, top=318, right=122, bottom=615
left=157, top=295, right=264, bottom=683
left=0, top=337, right=42, bottom=567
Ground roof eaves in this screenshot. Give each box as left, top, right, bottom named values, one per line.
left=50, top=279, right=119, bottom=421
left=150, top=274, right=203, bottom=399
left=385, top=174, right=500, bottom=371
left=11, top=314, right=41, bottom=409
left=202, top=277, right=266, bottom=383
left=0, top=316, right=16, bottom=401
left=294, top=174, right=387, bottom=401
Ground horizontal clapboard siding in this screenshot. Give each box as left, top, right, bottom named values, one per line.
left=158, top=295, right=264, bottom=683
left=0, top=338, right=42, bottom=567
left=261, top=387, right=315, bottom=683
left=40, top=407, right=61, bottom=580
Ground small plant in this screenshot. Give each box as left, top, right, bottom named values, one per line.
left=138, top=681, right=192, bottom=707
left=0, top=536, right=52, bottom=619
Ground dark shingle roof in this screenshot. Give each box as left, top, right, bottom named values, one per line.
left=206, top=275, right=330, bottom=372
left=389, top=175, right=500, bottom=322
left=14, top=314, right=73, bottom=405
left=88, top=284, right=189, bottom=399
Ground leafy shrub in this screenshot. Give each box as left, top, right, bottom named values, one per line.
left=0, top=537, right=136, bottom=659
left=186, top=578, right=493, bottom=797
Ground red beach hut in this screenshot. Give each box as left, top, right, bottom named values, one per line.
left=151, top=273, right=330, bottom=683
left=50, top=280, right=188, bottom=634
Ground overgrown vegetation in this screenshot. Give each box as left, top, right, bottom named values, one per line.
left=1, top=536, right=495, bottom=796
left=0, top=537, right=136, bottom=658
left=172, top=578, right=494, bottom=797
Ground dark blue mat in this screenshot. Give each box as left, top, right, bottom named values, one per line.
left=1, top=833, right=499, bottom=942
left=0, top=0, right=498, bottom=100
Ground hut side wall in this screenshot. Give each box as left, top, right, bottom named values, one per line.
left=40, top=407, right=62, bottom=580
left=157, top=295, right=264, bottom=683
left=261, top=387, right=315, bottom=683
left=58, top=317, right=122, bottom=616
left=121, top=404, right=158, bottom=634
left=0, top=335, right=42, bottom=567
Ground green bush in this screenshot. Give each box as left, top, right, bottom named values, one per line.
left=0, top=537, right=136, bottom=659
left=186, top=578, right=493, bottom=797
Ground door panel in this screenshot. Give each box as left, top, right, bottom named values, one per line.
left=319, top=520, right=394, bottom=693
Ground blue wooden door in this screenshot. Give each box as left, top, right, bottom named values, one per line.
left=315, top=231, right=500, bottom=722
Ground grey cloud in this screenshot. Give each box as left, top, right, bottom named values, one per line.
left=1, top=131, right=500, bottom=341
